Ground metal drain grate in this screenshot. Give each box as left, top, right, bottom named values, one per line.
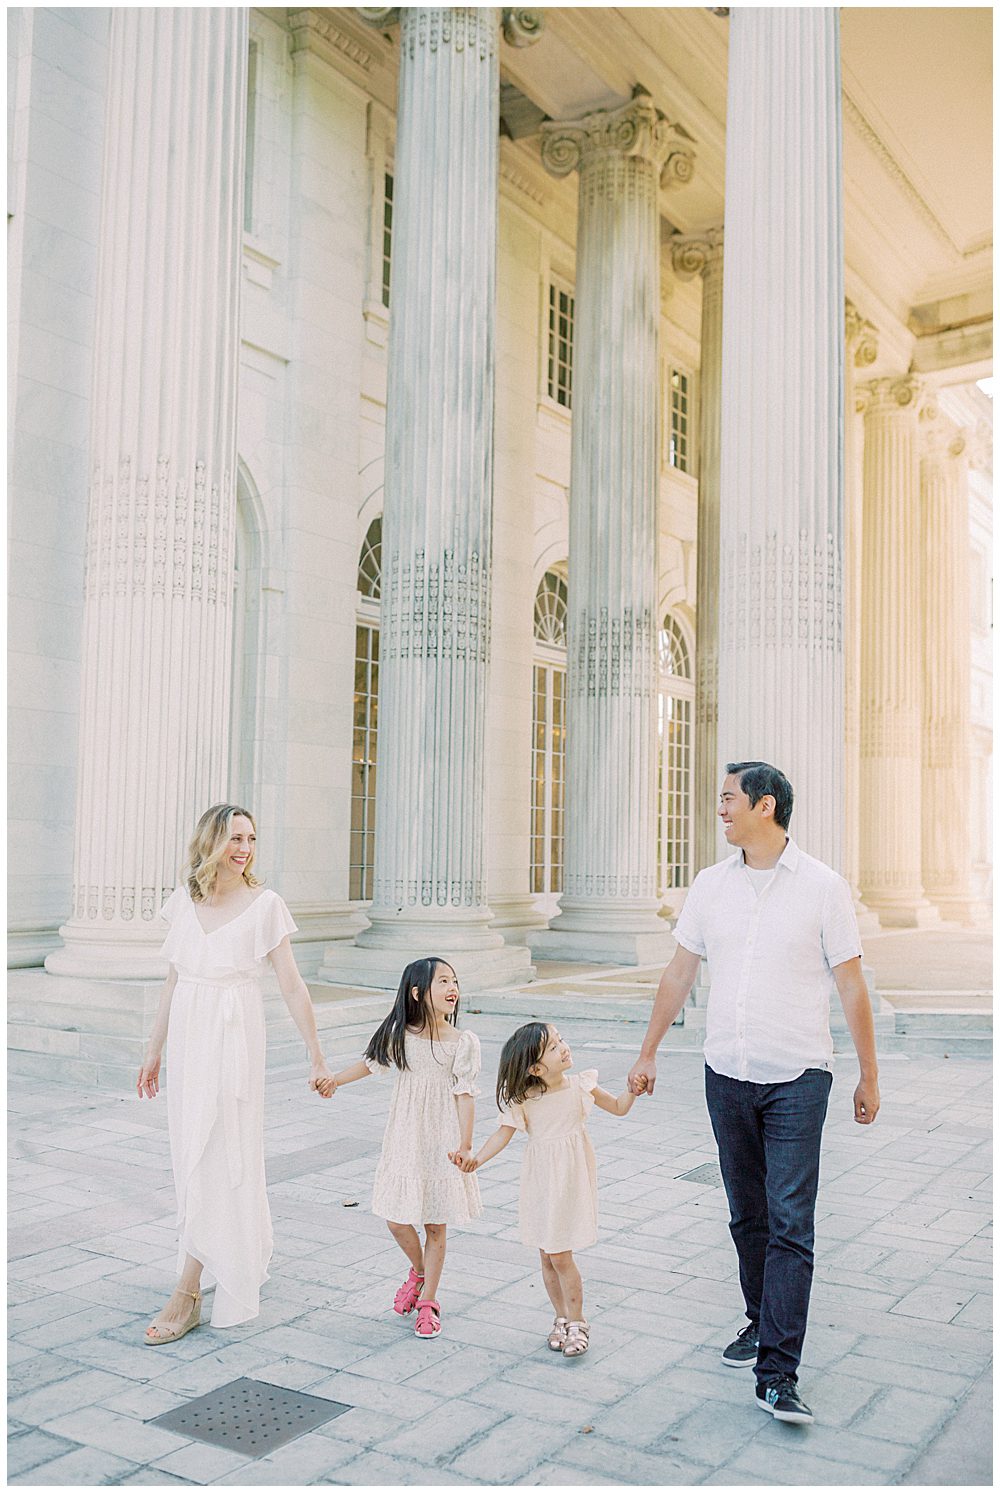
left=151, top=1377, right=351, bottom=1457
left=676, top=1162, right=723, bottom=1186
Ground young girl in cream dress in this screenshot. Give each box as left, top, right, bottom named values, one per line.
left=454, top=1020, right=645, bottom=1358
left=323, top=957, right=481, bottom=1340
left=137, top=804, right=334, bottom=1343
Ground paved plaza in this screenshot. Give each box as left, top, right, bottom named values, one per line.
left=8, top=1008, right=992, bottom=1487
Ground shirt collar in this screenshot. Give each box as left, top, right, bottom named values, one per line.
left=734, top=836, right=799, bottom=872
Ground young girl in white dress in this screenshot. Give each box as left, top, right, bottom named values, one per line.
left=137, top=804, right=334, bottom=1343
left=454, top=1020, right=645, bottom=1358
left=323, top=957, right=481, bottom=1339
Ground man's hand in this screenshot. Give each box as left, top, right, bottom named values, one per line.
left=853, top=1075, right=880, bottom=1124
left=628, top=1056, right=657, bottom=1096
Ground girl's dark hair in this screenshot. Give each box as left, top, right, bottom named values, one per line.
left=365, top=957, right=458, bottom=1071
left=496, top=1021, right=550, bottom=1109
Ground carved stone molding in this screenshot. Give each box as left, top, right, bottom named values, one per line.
left=845, top=299, right=878, bottom=368
left=856, top=374, right=923, bottom=417
left=670, top=226, right=723, bottom=281
left=290, top=9, right=379, bottom=69
left=502, top=9, right=544, bottom=46
left=356, top=6, right=545, bottom=50
left=540, top=90, right=696, bottom=190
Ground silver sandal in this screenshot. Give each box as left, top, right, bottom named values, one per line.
left=562, top=1320, right=590, bottom=1357
left=547, top=1316, right=569, bottom=1351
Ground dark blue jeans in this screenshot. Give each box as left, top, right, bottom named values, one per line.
left=704, top=1064, right=833, bottom=1386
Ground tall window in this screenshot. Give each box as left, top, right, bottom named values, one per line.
left=547, top=280, right=574, bottom=409
left=657, top=613, right=694, bottom=892
left=381, top=173, right=393, bottom=308
left=668, top=366, right=693, bottom=474
left=352, top=518, right=381, bottom=901
left=532, top=570, right=568, bottom=895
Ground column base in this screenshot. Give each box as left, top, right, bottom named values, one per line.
left=488, top=894, right=550, bottom=946
left=925, top=893, right=978, bottom=927
left=316, top=940, right=534, bottom=993
left=44, top=923, right=167, bottom=981
left=528, top=927, right=676, bottom=966
left=864, top=897, right=942, bottom=930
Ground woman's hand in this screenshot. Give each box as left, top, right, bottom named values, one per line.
left=448, top=1148, right=477, bottom=1173
left=309, top=1060, right=336, bottom=1098
left=137, top=1052, right=161, bottom=1099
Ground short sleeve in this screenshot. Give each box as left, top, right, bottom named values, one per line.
left=821, top=875, right=863, bottom=969
left=672, top=871, right=707, bottom=958
left=498, top=1099, right=526, bottom=1132
left=159, top=888, right=187, bottom=966
left=254, top=891, right=298, bottom=961
left=578, top=1068, right=599, bottom=1116
left=451, top=1029, right=481, bottom=1097
left=364, top=1054, right=390, bottom=1075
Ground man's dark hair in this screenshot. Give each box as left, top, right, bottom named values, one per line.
left=725, top=761, right=794, bottom=830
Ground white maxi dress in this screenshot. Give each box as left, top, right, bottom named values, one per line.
left=159, top=886, right=296, bottom=1326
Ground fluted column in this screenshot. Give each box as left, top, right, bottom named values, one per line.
left=717, top=10, right=845, bottom=865
left=47, top=9, right=247, bottom=978
left=857, top=377, right=936, bottom=926
left=844, top=302, right=880, bottom=931
left=672, top=229, right=724, bottom=875
left=530, top=92, right=694, bottom=964
left=336, top=8, right=531, bottom=988
left=920, top=402, right=975, bottom=922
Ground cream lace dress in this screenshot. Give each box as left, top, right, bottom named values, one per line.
left=367, top=1029, right=483, bottom=1226
left=502, top=1069, right=600, bottom=1253
left=159, top=885, right=296, bottom=1326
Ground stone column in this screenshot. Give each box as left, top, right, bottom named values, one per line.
left=529, top=91, right=693, bottom=964
left=843, top=302, right=880, bottom=933
left=919, top=401, right=975, bottom=923
left=857, top=377, right=936, bottom=926
left=672, top=228, right=724, bottom=875
left=46, top=9, right=248, bottom=978
left=332, top=8, right=532, bottom=989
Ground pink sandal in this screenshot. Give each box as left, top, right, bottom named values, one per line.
left=393, top=1267, right=425, bottom=1315
left=414, top=1299, right=441, bottom=1338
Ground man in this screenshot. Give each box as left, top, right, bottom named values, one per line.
left=628, top=762, right=879, bottom=1425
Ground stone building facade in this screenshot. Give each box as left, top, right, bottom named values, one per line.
left=8, top=8, right=992, bottom=1010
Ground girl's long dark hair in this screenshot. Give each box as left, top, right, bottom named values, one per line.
left=496, top=1021, right=549, bottom=1109
left=365, top=957, right=458, bottom=1072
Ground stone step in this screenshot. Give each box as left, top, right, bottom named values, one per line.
left=890, top=1008, right=992, bottom=1034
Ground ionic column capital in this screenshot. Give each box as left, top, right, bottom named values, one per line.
left=540, top=90, right=696, bottom=189
left=967, top=417, right=993, bottom=471
left=919, top=397, right=968, bottom=461
left=856, top=374, right=923, bottom=418
left=356, top=6, right=544, bottom=48
left=845, top=299, right=878, bottom=369
left=671, top=227, right=724, bottom=281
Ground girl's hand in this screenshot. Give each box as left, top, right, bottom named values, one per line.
left=631, top=1073, right=649, bottom=1095
left=448, top=1148, right=477, bottom=1172
left=137, top=1052, right=161, bottom=1099
left=309, top=1061, right=336, bottom=1098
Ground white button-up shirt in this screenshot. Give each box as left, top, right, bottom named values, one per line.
left=673, top=837, right=862, bottom=1084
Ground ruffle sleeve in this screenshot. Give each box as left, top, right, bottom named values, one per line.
left=254, top=891, right=298, bottom=961
left=364, top=1054, right=391, bottom=1075
left=159, top=887, right=188, bottom=966
left=451, top=1029, right=481, bottom=1097
left=498, top=1099, right=526, bottom=1132
left=578, top=1068, right=599, bottom=1117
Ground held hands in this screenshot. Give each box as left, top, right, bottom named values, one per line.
left=309, top=1060, right=337, bottom=1099
left=137, top=1052, right=161, bottom=1099
left=627, top=1060, right=654, bottom=1096
left=853, top=1074, right=880, bottom=1124
left=448, top=1148, right=478, bottom=1173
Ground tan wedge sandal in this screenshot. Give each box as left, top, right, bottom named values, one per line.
left=144, top=1288, right=201, bottom=1346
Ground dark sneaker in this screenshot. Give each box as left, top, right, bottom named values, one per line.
left=756, top=1377, right=814, bottom=1424
left=721, top=1321, right=759, bottom=1367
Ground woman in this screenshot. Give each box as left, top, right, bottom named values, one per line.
left=137, top=803, right=334, bottom=1343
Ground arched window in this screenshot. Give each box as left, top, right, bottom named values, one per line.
left=531, top=569, right=568, bottom=897
left=657, top=612, right=694, bottom=893
left=352, top=518, right=381, bottom=901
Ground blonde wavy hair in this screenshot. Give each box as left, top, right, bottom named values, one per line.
left=185, top=803, right=261, bottom=902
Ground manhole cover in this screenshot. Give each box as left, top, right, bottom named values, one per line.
left=676, top=1162, right=723, bottom=1186
left=150, top=1377, right=350, bottom=1457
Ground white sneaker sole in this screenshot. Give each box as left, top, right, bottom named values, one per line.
left=756, top=1395, right=813, bottom=1424
left=722, top=1354, right=758, bottom=1368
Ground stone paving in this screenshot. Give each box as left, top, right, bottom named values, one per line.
left=8, top=1012, right=992, bottom=1487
